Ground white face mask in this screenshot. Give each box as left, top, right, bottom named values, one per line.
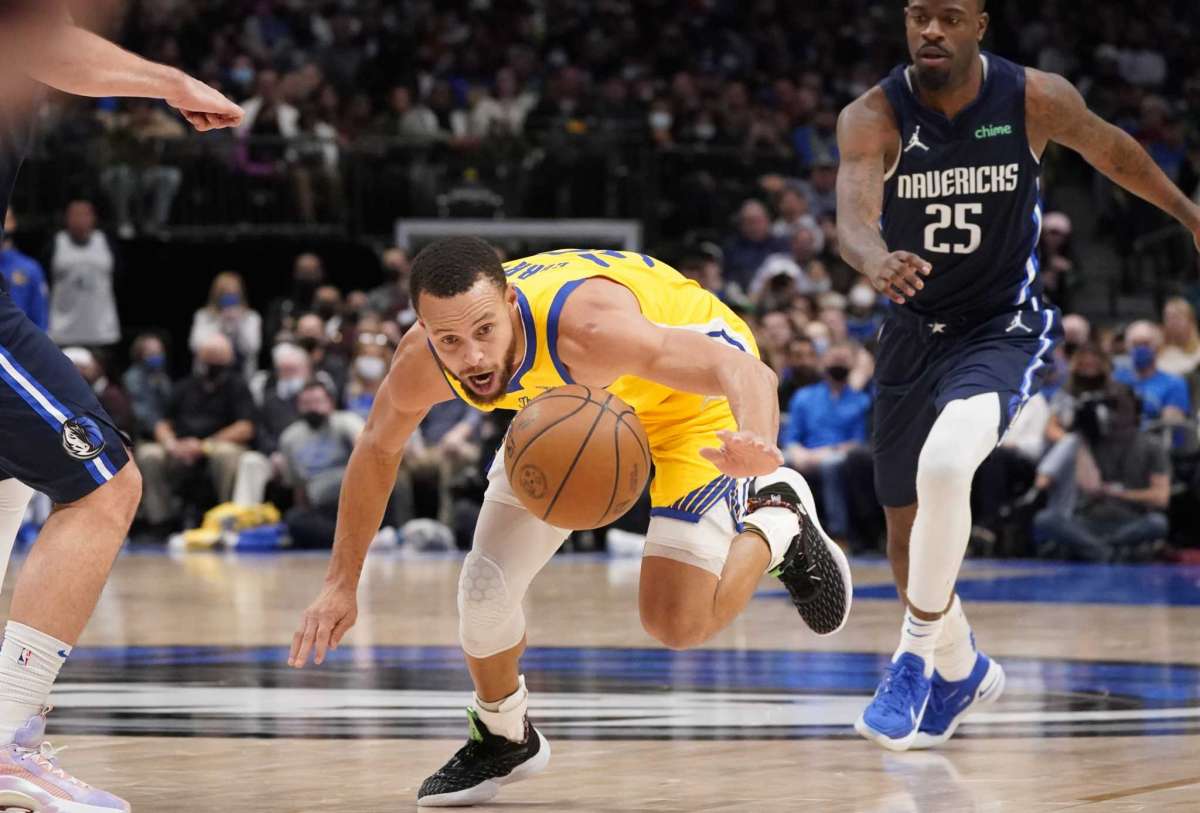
left=355, top=355, right=387, bottom=381
left=649, top=111, right=673, bottom=131
left=276, top=377, right=305, bottom=400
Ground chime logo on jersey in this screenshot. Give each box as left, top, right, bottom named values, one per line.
left=975, top=123, right=1013, bottom=139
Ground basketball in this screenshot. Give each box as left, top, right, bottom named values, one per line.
left=504, top=384, right=651, bottom=529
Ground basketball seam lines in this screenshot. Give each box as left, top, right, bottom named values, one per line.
left=599, top=410, right=622, bottom=525
left=507, top=394, right=594, bottom=471
left=542, top=392, right=615, bottom=523
left=616, top=412, right=651, bottom=472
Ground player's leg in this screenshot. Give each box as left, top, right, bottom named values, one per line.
left=0, top=298, right=140, bottom=812
left=640, top=468, right=852, bottom=648
left=418, top=451, right=565, bottom=808
left=0, top=478, right=33, bottom=589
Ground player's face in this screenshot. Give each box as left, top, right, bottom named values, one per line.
left=420, top=279, right=520, bottom=404
left=905, top=1, right=987, bottom=91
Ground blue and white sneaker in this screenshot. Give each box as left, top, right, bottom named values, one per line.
left=910, top=652, right=1006, bottom=749
left=854, top=652, right=932, bottom=751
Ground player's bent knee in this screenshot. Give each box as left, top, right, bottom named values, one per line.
left=639, top=600, right=710, bottom=651
left=73, top=461, right=142, bottom=523
left=457, top=552, right=526, bottom=659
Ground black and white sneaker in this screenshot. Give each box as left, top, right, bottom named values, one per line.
left=745, top=468, right=853, bottom=636
left=417, top=708, right=551, bottom=807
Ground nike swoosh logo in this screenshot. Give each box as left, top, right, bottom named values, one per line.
left=57, top=650, right=69, bottom=658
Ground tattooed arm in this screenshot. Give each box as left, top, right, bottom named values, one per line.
left=836, top=87, right=932, bottom=304
left=1026, top=68, right=1200, bottom=242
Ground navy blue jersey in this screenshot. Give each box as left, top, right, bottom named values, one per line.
left=880, top=52, right=1042, bottom=318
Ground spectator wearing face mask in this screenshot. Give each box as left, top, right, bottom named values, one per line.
left=293, top=312, right=349, bottom=399
left=312, top=285, right=344, bottom=340
left=265, top=252, right=323, bottom=345
left=236, top=342, right=338, bottom=506
left=845, top=283, right=883, bottom=344
left=1114, top=320, right=1190, bottom=428
left=777, top=335, right=822, bottom=409
left=61, top=346, right=135, bottom=437
left=1031, top=344, right=1168, bottom=562
left=345, top=332, right=393, bottom=419
left=189, top=271, right=262, bottom=379
left=122, top=332, right=173, bottom=440
left=783, top=341, right=873, bottom=541
left=135, top=333, right=257, bottom=534
left=279, top=381, right=382, bottom=548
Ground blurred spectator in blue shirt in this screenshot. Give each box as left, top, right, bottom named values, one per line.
left=123, top=332, right=173, bottom=441
left=845, top=282, right=884, bottom=345
left=1114, top=320, right=1190, bottom=426
left=0, top=210, right=48, bottom=330
left=722, top=199, right=789, bottom=295
left=784, top=341, right=872, bottom=539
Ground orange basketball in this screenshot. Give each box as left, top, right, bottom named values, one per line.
left=504, top=384, right=651, bottom=530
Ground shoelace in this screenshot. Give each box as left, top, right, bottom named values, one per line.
left=877, top=661, right=924, bottom=715
left=19, top=742, right=89, bottom=788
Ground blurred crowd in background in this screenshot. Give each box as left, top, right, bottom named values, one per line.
left=4, top=0, right=1200, bottom=559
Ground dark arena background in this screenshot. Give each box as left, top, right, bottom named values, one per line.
left=0, top=0, right=1199, bottom=810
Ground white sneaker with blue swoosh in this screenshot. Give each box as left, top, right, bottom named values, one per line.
left=910, top=652, right=1006, bottom=749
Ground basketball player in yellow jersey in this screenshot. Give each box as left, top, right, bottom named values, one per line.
left=289, top=237, right=852, bottom=807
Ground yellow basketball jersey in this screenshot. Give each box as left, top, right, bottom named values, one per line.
left=436, top=249, right=759, bottom=508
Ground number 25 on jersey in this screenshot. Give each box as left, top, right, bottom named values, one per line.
left=924, top=202, right=983, bottom=255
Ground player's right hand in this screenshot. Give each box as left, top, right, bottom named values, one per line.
left=166, top=73, right=244, bottom=131
left=864, top=251, right=932, bottom=304
left=289, top=582, right=358, bottom=668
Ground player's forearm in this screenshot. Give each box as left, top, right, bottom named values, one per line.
left=719, top=356, right=780, bottom=441
left=1089, top=126, right=1200, bottom=231
left=23, top=24, right=185, bottom=101
left=837, top=219, right=890, bottom=275
left=325, top=442, right=403, bottom=589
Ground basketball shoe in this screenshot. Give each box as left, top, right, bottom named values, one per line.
left=417, top=708, right=550, bottom=807
left=744, top=468, right=853, bottom=636
left=0, top=707, right=130, bottom=812
left=855, top=652, right=932, bottom=751
left=911, top=651, right=1006, bottom=749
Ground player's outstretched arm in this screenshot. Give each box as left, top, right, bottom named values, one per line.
left=3, top=9, right=242, bottom=131
left=835, top=89, right=931, bottom=304
left=289, top=327, right=451, bottom=669
left=556, top=279, right=783, bottom=477
left=1027, top=69, right=1200, bottom=246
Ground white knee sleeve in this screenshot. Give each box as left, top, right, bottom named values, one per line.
left=908, top=394, right=1000, bottom=613
left=457, top=496, right=569, bottom=659
left=0, top=480, right=34, bottom=590
left=458, top=552, right=526, bottom=659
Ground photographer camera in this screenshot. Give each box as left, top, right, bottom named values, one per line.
left=1031, top=343, right=1170, bottom=562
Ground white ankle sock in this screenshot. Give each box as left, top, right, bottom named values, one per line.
left=0, top=622, right=69, bottom=743
left=473, top=674, right=528, bottom=743
left=743, top=504, right=799, bottom=571
left=894, top=610, right=941, bottom=677
left=934, top=595, right=977, bottom=681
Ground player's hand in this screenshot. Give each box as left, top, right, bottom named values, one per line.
left=166, top=73, right=244, bottom=132
left=700, top=430, right=784, bottom=478
left=864, top=250, right=932, bottom=305
left=289, top=582, right=358, bottom=668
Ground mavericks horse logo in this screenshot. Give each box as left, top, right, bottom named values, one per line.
left=61, top=416, right=106, bottom=461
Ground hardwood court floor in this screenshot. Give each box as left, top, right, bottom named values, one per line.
left=15, top=550, right=1200, bottom=812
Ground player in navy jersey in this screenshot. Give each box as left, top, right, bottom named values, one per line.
left=836, top=0, right=1200, bottom=751
left=0, top=3, right=241, bottom=809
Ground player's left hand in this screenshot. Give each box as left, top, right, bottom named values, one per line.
left=166, top=73, right=244, bottom=131
left=700, top=430, right=784, bottom=478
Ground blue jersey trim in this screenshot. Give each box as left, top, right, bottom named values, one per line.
left=1008, top=309, right=1056, bottom=419
left=508, top=287, right=538, bottom=392
left=547, top=278, right=588, bottom=385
